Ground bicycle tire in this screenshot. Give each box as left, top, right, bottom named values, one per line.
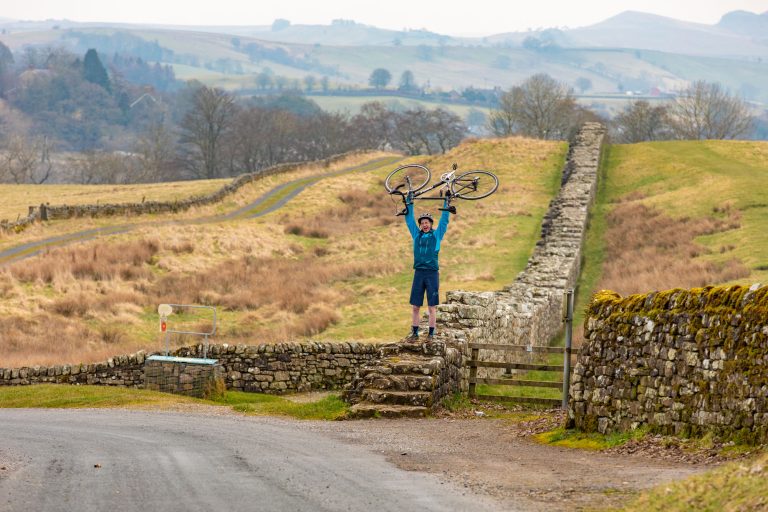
left=450, top=170, right=499, bottom=200
left=384, top=164, right=431, bottom=193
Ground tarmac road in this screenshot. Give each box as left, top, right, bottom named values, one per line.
left=0, top=409, right=501, bottom=512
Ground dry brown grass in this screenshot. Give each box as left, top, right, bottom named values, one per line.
left=8, top=239, right=160, bottom=284
left=150, top=255, right=396, bottom=313
left=0, top=234, right=399, bottom=366
left=597, top=203, right=749, bottom=296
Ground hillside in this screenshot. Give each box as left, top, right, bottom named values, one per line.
left=575, top=139, right=768, bottom=333
left=2, top=12, right=768, bottom=103
left=0, top=138, right=567, bottom=367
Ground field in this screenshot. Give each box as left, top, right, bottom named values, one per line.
left=0, top=178, right=231, bottom=223
left=0, top=138, right=567, bottom=367
left=574, top=140, right=768, bottom=332
left=4, top=27, right=768, bottom=101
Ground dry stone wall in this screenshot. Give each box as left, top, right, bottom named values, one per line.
left=0, top=150, right=367, bottom=233
left=569, top=284, right=768, bottom=444
left=0, top=342, right=381, bottom=393
left=437, top=123, right=605, bottom=379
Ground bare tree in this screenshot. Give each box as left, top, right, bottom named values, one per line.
left=428, top=108, right=466, bottom=154
left=669, top=81, right=753, bottom=140
left=488, top=87, right=523, bottom=136
left=0, top=135, right=55, bottom=184
left=612, top=100, right=672, bottom=143
left=351, top=102, right=396, bottom=149
left=66, top=151, right=136, bottom=184
left=180, top=86, right=237, bottom=179
left=135, top=122, right=178, bottom=182
left=489, top=74, right=577, bottom=139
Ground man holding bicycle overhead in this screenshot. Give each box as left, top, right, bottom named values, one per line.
left=404, top=192, right=451, bottom=341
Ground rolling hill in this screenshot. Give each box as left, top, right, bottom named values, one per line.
left=1, top=10, right=767, bottom=103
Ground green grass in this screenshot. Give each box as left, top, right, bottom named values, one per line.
left=210, top=390, right=348, bottom=420
left=535, top=426, right=648, bottom=450
left=575, top=140, right=768, bottom=329
left=0, top=384, right=202, bottom=409
left=0, top=384, right=348, bottom=420
left=620, top=452, right=768, bottom=512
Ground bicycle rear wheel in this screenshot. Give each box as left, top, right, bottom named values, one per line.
left=384, top=164, right=431, bottom=193
left=450, top=170, right=499, bottom=200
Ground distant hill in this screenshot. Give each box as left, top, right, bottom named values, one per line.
left=1, top=10, right=767, bottom=103
left=488, top=11, right=768, bottom=57
left=717, top=10, right=768, bottom=40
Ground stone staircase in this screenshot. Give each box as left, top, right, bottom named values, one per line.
left=343, top=338, right=461, bottom=418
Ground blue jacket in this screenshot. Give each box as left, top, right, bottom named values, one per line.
left=405, top=200, right=449, bottom=271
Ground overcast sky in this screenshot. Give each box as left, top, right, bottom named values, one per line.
left=2, top=0, right=768, bottom=36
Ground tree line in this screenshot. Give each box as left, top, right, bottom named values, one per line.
left=0, top=44, right=468, bottom=184
left=0, top=41, right=761, bottom=185
left=488, top=74, right=758, bottom=142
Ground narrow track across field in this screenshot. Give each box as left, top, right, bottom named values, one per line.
left=0, top=156, right=401, bottom=265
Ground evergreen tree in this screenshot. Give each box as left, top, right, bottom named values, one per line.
left=83, top=49, right=111, bottom=93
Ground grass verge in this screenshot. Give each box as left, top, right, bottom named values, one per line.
left=210, top=390, right=348, bottom=420
left=620, top=452, right=768, bottom=511
left=0, top=384, right=348, bottom=420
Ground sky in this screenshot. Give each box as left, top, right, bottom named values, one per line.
left=2, top=0, right=768, bottom=36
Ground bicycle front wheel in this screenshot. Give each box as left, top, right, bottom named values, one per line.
left=450, top=170, right=499, bottom=200
left=384, top=164, right=431, bottom=193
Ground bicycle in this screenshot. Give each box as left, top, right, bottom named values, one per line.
left=384, top=163, right=499, bottom=215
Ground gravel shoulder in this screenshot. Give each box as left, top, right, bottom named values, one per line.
left=303, top=413, right=706, bottom=511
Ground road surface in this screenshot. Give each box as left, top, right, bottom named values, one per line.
left=0, top=409, right=500, bottom=512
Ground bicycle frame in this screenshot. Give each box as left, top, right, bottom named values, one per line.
left=405, top=171, right=456, bottom=201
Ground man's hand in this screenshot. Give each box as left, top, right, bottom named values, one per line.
left=406, top=191, right=414, bottom=204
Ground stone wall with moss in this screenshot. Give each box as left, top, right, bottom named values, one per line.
left=569, top=284, right=768, bottom=444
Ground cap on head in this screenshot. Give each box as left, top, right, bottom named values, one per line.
left=418, top=213, right=434, bottom=224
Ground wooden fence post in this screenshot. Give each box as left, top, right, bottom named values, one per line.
left=468, top=347, right=479, bottom=399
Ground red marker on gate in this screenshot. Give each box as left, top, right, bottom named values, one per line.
left=161, top=320, right=167, bottom=332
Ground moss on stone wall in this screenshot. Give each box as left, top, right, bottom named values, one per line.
left=572, top=283, right=768, bottom=444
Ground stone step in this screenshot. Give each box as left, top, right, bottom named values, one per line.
left=361, top=373, right=435, bottom=392
left=347, top=403, right=429, bottom=419
left=387, top=359, right=441, bottom=376
left=362, top=388, right=433, bottom=407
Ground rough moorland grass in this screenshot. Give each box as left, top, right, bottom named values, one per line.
left=620, top=452, right=768, bottom=512
left=574, top=140, right=768, bottom=333
left=1, top=139, right=565, bottom=364
left=0, top=385, right=349, bottom=420
left=312, top=137, right=567, bottom=340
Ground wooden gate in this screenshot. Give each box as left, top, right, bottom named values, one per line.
left=467, top=343, right=579, bottom=408
left=467, top=289, right=578, bottom=408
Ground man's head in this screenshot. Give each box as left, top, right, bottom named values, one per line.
left=418, top=213, right=433, bottom=232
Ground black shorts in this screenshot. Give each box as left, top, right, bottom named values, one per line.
left=410, top=269, right=439, bottom=307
